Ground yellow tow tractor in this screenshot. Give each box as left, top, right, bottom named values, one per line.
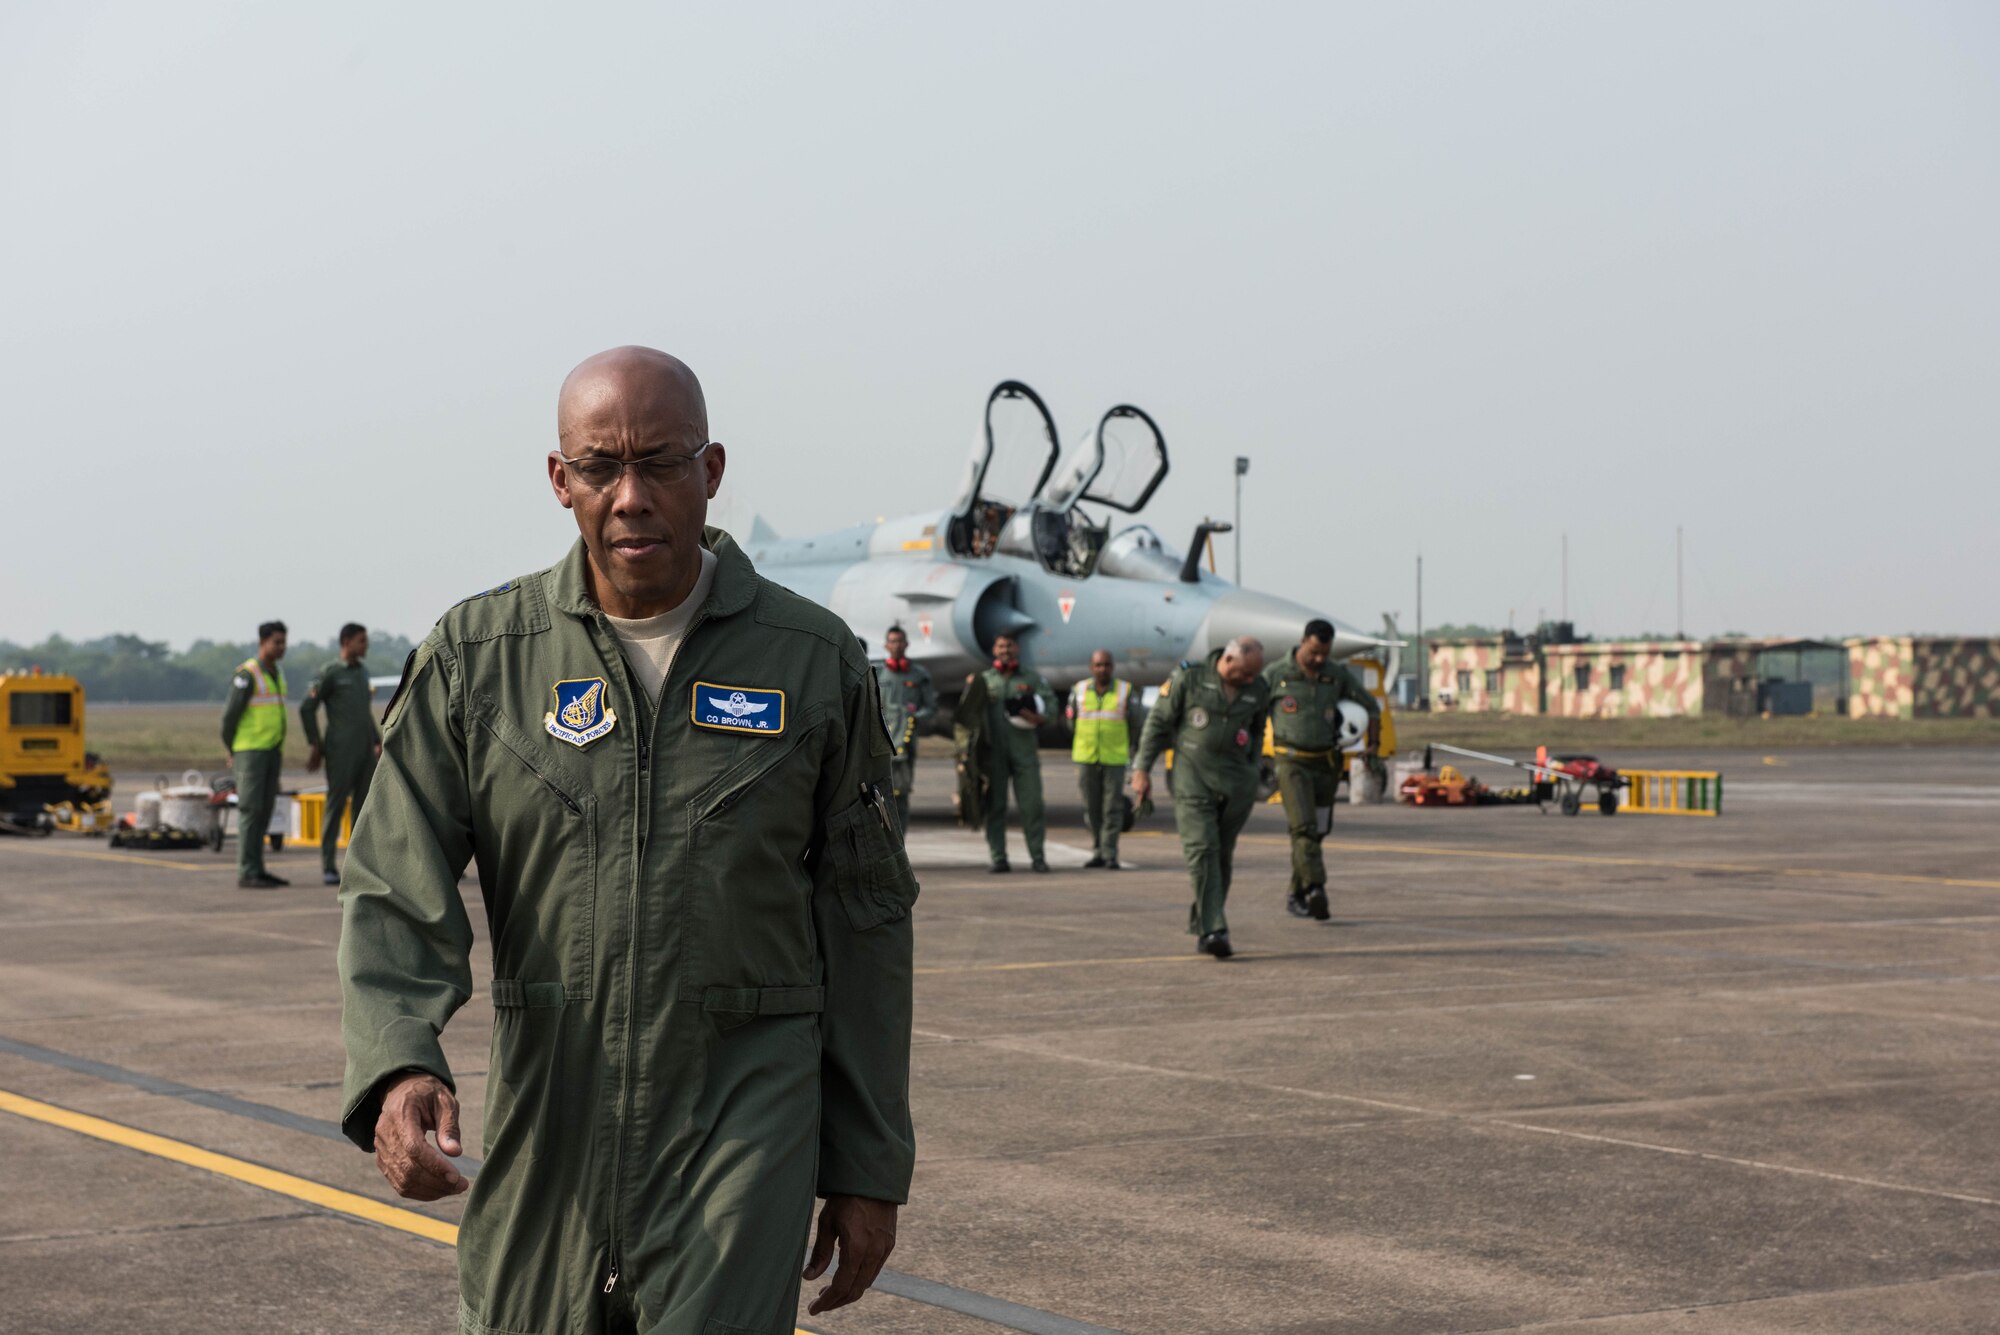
left=0, top=669, right=114, bottom=836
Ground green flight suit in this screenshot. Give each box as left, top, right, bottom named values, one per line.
left=1263, top=652, right=1381, bottom=895
left=220, top=658, right=287, bottom=880
left=300, top=657, right=382, bottom=876
left=337, top=532, right=918, bottom=1335
left=1133, top=652, right=1272, bottom=937
left=978, top=664, right=1055, bottom=865
left=874, top=658, right=938, bottom=832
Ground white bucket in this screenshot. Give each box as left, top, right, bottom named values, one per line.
left=133, top=790, right=163, bottom=831
left=159, top=770, right=217, bottom=838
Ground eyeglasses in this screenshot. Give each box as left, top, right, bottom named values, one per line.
left=557, top=441, right=714, bottom=491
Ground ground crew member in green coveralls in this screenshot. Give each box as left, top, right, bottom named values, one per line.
left=971, top=632, right=1054, bottom=873
left=300, top=621, right=381, bottom=886
left=875, top=624, right=937, bottom=832
left=1066, top=648, right=1140, bottom=869
left=220, top=619, right=289, bottom=889
left=1130, top=637, right=1271, bottom=958
left=336, top=347, right=917, bottom=1333
left=1264, top=618, right=1381, bottom=921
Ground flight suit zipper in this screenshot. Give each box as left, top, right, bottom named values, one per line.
left=583, top=614, right=656, bottom=1303
left=597, top=601, right=713, bottom=1297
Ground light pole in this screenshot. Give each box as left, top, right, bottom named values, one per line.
left=1233, top=456, right=1249, bottom=583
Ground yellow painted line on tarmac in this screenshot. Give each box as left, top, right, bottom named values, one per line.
left=0, top=1087, right=459, bottom=1245
left=1, top=844, right=211, bottom=873
left=0, top=1087, right=818, bottom=1334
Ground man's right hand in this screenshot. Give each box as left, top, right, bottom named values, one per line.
left=1129, top=771, right=1151, bottom=803
left=306, top=745, right=324, bottom=773
left=372, top=1073, right=468, bottom=1201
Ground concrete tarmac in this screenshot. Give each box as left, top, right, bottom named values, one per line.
left=1, top=746, right=1996, bottom=1333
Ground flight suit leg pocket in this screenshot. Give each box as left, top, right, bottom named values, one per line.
left=826, top=800, right=920, bottom=931
left=701, top=984, right=825, bottom=1033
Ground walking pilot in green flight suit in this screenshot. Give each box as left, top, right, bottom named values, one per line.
left=300, top=622, right=382, bottom=887
left=969, top=632, right=1055, bottom=873
left=1130, top=637, right=1272, bottom=958
left=220, top=620, right=289, bottom=889
left=1264, top=618, right=1380, bottom=922
left=337, top=347, right=917, bottom=1334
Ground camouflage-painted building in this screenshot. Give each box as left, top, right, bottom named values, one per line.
left=1845, top=637, right=2000, bottom=719
left=1428, top=636, right=1831, bottom=719
left=1542, top=641, right=1716, bottom=719
left=1427, top=636, right=1542, bottom=714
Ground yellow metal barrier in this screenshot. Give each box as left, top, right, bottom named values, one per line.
left=1621, top=769, right=1723, bottom=817
left=295, top=792, right=354, bottom=848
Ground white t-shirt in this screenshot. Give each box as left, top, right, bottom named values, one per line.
left=605, top=549, right=717, bottom=704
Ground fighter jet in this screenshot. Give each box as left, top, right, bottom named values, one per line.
left=749, top=380, right=1400, bottom=699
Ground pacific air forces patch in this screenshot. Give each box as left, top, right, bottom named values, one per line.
left=546, top=677, right=618, bottom=748
left=692, top=682, right=786, bottom=736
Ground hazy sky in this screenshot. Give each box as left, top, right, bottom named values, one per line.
left=4, top=2, right=1994, bottom=648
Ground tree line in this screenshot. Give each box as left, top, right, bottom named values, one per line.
left=0, top=633, right=419, bottom=702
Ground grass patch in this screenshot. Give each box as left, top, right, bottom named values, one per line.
left=1389, top=711, right=2000, bottom=753
left=86, top=703, right=317, bottom=779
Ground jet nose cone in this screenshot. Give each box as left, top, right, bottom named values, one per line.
left=1192, top=589, right=1321, bottom=660
left=1195, top=589, right=1390, bottom=662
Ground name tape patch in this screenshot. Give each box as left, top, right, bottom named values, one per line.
left=546, top=677, right=618, bottom=747
left=692, top=682, right=786, bottom=736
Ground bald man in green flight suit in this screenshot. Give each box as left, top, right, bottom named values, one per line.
left=1130, top=637, right=1272, bottom=958
left=336, top=347, right=917, bottom=1333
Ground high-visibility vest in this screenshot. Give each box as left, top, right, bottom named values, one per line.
left=232, top=659, right=288, bottom=751
left=1069, top=679, right=1131, bottom=766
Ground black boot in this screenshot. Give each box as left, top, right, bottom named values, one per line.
left=1198, top=930, right=1234, bottom=959
left=1285, top=888, right=1313, bottom=918
left=1304, top=884, right=1331, bottom=921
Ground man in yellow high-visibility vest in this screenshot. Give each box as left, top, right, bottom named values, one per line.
left=1066, top=649, right=1142, bottom=869
left=220, top=620, right=290, bottom=888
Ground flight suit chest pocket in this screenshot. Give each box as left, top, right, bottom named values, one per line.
left=825, top=797, right=920, bottom=931
left=466, top=691, right=599, bottom=1002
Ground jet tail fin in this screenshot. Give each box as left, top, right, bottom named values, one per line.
left=748, top=514, right=780, bottom=543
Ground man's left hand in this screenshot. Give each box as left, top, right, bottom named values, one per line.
left=802, top=1194, right=898, bottom=1315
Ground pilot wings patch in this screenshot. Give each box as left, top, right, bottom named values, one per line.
left=691, top=681, right=786, bottom=736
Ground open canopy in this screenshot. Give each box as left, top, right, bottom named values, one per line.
left=946, top=381, right=1060, bottom=561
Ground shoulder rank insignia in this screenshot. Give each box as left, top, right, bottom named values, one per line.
left=546, top=677, right=618, bottom=747
left=451, top=581, right=515, bottom=610
left=692, top=682, right=785, bottom=736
